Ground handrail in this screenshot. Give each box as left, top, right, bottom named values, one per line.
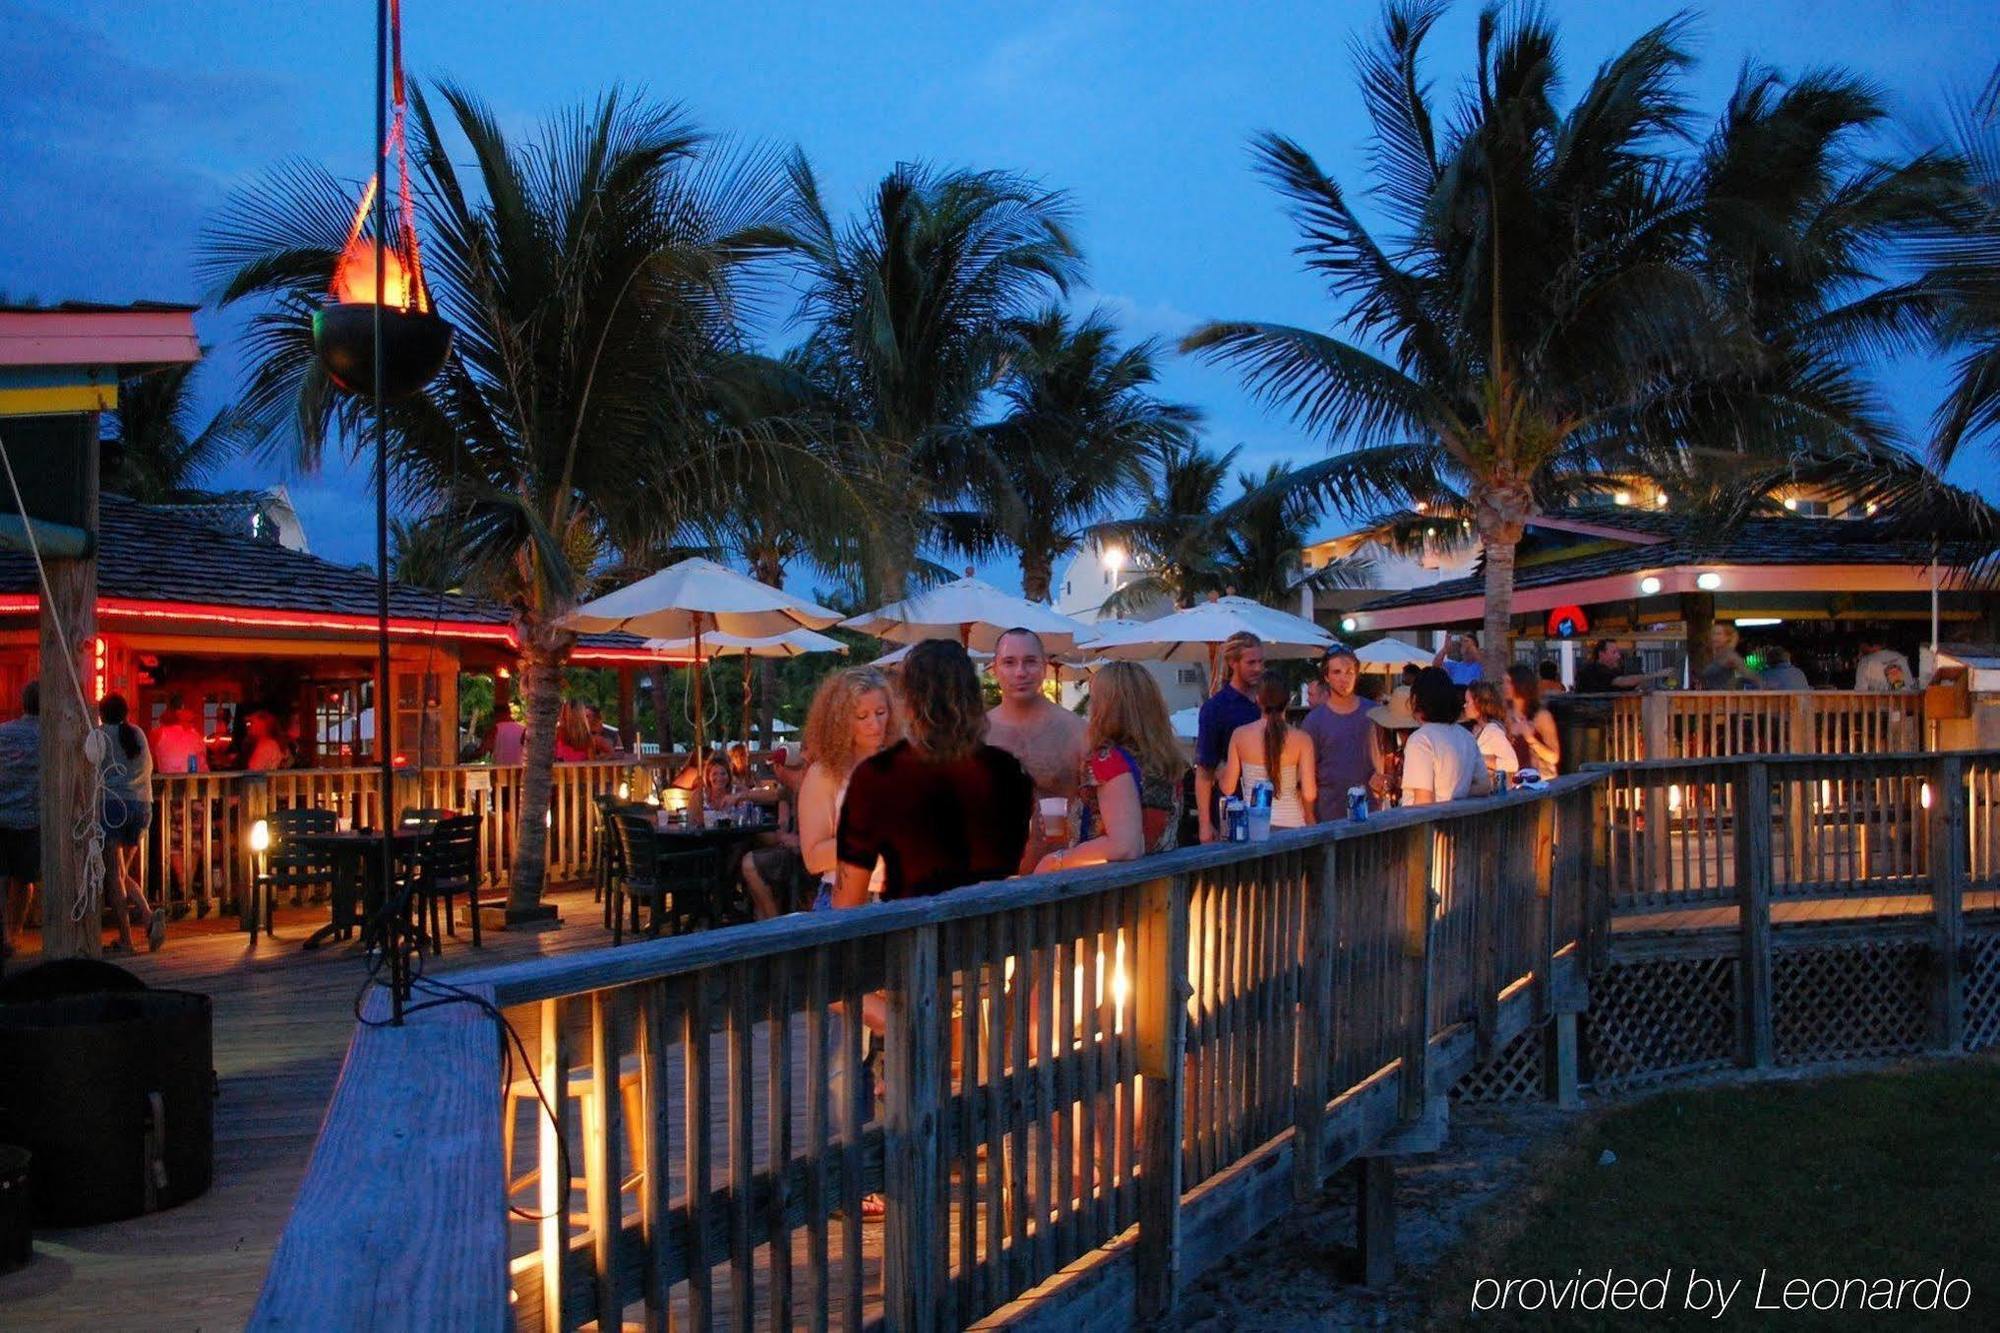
left=456, top=773, right=1603, bottom=1008
left=254, top=772, right=1602, bottom=1330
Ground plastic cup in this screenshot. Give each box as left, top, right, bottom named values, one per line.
left=1247, top=805, right=1273, bottom=843
left=1040, top=797, right=1070, bottom=844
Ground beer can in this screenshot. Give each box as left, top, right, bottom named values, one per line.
left=1225, top=797, right=1248, bottom=842
left=1347, top=786, right=1369, bottom=823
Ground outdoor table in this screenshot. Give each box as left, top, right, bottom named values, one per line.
left=637, top=812, right=776, bottom=933
left=291, top=828, right=427, bottom=951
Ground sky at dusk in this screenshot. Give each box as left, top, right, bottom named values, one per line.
left=4, top=0, right=1996, bottom=589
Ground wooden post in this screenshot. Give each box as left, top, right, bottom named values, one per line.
left=1400, top=827, right=1435, bottom=1122
left=1734, top=761, right=1774, bottom=1068
left=1351, top=1155, right=1396, bottom=1287
left=1292, top=849, right=1337, bottom=1203
left=1542, top=1011, right=1580, bottom=1109
left=884, top=925, right=942, bottom=1333
left=1787, top=692, right=1814, bottom=757
left=1639, top=690, right=1671, bottom=761
left=1929, top=755, right=1967, bottom=1051
left=616, top=666, right=637, bottom=754
left=1532, top=799, right=1557, bottom=1024
left=1135, top=875, right=1190, bottom=1321
left=37, top=420, right=99, bottom=959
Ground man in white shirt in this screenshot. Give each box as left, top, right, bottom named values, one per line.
left=1853, top=636, right=1913, bottom=691
left=1400, top=667, right=1492, bottom=806
left=151, top=707, right=209, bottom=774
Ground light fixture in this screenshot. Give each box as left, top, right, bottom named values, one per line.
left=1921, top=782, right=1933, bottom=811
left=311, top=0, right=452, bottom=400
left=1639, top=576, right=1662, bottom=595
left=1613, top=490, right=1632, bottom=506
left=1783, top=497, right=1799, bottom=512
left=1865, top=501, right=1879, bottom=516
left=1102, top=544, right=1126, bottom=577
left=1654, top=492, right=1668, bottom=508
left=617, top=781, right=630, bottom=801
left=1734, top=617, right=1782, bottom=628
left=1340, top=616, right=1358, bottom=633
left=1667, top=784, right=1682, bottom=814
left=1696, top=572, right=1722, bottom=591
left=249, top=819, right=271, bottom=854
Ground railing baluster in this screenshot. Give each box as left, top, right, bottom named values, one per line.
left=683, top=974, right=713, bottom=1329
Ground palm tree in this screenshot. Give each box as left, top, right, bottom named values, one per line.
left=1628, top=65, right=1962, bottom=533
left=1210, top=463, right=1342, bottom=606
left=1921, top=64, right=2000, bottom=466
left=100, top=360, right=259, bottom=502
left=984, top=307, right=1198, bottom=601
left=1098, top=438, right=1238, bottom=613
left=1186, top=3, right=1724, bottom=679
left=202, top=85, right=791, bottom=914
left=780, top=157, right=1083, bottom=598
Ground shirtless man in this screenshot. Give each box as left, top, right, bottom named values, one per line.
left=985, top=627, right=1087, bottom=864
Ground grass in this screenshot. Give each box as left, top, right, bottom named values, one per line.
left=1425, top=1058, right=2000, bottom=1329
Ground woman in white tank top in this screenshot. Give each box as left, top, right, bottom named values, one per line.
left=1219, top=676, right=1318, bottom=828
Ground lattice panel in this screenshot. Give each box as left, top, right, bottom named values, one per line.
left=1961, top=931, right=2000, bottom=1053
left=1772, top=942, right=1928, bottom=1065
left=1451, top=1022, right=1547, bottom=1104
left=1581, top=956, right=1736, bottom=1090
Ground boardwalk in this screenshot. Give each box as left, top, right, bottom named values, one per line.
left=0, top=888, right=614, bottom=1333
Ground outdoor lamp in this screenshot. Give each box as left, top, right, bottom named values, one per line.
left=1341, top=616, right=1358, bottom=633
left=1613, top=490, right=1632, bottom=506
left=1696, top=572, right=1722, bottom=591
left=1921, top=782, right=1933, bottom=810
left=1103, top=544, right=1126, bottom=578
left=617, top=781, right=630, bottom=801
left=310, top=4, right=451, bottom=400
left=1640, top=576, right=1662, bottom=595
left=249, top=819, right=271, bottom=854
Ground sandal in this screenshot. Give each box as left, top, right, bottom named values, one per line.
left=860, top=1193, right=886, bottom=1222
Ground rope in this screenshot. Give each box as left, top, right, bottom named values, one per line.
left=0, top=428, right=108, bottom=922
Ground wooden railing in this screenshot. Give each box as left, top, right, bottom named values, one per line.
left=251, top=775, right=1601, bottom=1331
left=1576, top=749, right=2000, bottom=1087
left=1600, top=690, right=1924, bottom=763
left=1590, top=750, right=2000, bottom=913
left=139, top=759, right=649, bottom=918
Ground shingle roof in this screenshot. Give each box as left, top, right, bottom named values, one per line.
left=1357, top=506, right=1984, bottom=613
left=0, top=494, right=645, bottom=655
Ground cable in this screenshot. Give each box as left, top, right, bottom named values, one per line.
left=0, top=427, right=109, bottom=923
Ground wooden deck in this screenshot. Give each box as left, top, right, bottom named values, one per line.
left=0, top=888, right=615, bottom=1332
left=1613, top=888, right=2000, bottom=935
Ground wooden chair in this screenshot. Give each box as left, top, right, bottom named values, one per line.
left=610, top=813, right=720, bottom=943
left=251, top=807, right=337, bottom=937
left=592, top=794, right=628, bottom=924
left=397, top=806, right=455, bottom=833
left=409, top=813, right=482, bottom=952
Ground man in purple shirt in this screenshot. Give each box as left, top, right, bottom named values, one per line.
left=1195, top=631, right=1264, bottom=842
left=1300, top=646, right=1382, bottom=821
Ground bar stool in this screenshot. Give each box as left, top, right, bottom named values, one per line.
left=500, top=1058, right=646, bottom=1220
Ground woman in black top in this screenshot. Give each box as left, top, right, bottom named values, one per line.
left=836, top=639, right=1035, bottom=903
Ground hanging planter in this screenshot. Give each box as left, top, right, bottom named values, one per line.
left=311, top=0, right=451, bottom=400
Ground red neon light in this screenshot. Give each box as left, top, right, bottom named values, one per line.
left=0, top=594, right=515, bottom=644
left=91, top=634, right=107, bottom=700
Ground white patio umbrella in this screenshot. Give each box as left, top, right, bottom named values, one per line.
left=641, top=628, right=847, bottom=749
left=566, top=558, right=843, bottom=781
left=872, top=642, right=993, bottom=669
left=1081, top=595, right=1335, bottom=690
left=843, top=572, right=1091, bottom=654
left=1352, top=637, right=1433, bottom=671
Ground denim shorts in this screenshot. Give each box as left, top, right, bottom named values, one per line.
left=101, top=795, right=153, bottom=848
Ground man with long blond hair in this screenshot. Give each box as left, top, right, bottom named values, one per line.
left=1194, top=630, right=1264, bottom=842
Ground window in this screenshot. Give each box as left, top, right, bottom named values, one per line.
left=1789, top=499, right=1829, bottom=517
left=1177, top=667, right=1201, bottom=686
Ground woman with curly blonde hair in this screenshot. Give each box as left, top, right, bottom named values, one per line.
left=796, top=666, right=900, bottom=910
